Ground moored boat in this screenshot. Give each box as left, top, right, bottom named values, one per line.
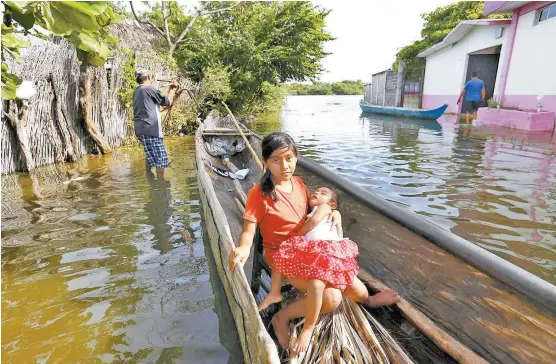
left=195, top=112, right=556, bottom=363
left=360, top=100, right=448, bottom=120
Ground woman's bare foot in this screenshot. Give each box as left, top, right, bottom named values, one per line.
left=363, top=289, right=400, bottom=308
left=271, top=312, right=290, bottom=349
left=258, top=292, right=282, bottom=311
left=291, top=325, right=315, bottom=357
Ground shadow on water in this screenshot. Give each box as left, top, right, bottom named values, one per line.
left=202, top=225, right=244, bottom=364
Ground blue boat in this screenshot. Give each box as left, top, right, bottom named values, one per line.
left=359, top=100, right=448, bottom=120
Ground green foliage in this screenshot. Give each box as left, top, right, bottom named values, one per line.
left=288, top=80, right=364, bottom=95
left=486, top=97, right=521, bottom=111
left=1, top=24, right=28, bottom=99
left=115, top=47, right=137, bottom=143
left=392, top=2, right=510, bottom=79
left=164, top=1, right=332, bottom=116
left=2, top=1, right=123, bottom=99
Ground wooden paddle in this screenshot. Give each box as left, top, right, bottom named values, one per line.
left=221, top=101, right=264, bottom=171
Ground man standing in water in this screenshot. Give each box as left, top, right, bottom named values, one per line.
left=133, top=69, right=179, bottom=179
left=457, top=72, right=486, bottom=124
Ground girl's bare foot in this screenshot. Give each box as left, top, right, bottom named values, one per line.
left=291, top=325, right=315, bottom=357
left=258, top=292, right=283, bottom=311
left=363, top=289, right=400, bottom=308
left=271, top=312, right=290, bottom=349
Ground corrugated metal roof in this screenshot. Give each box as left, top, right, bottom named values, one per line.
left=417, top=19, right=511, bottom=58
left=484, top=1, right=528, bottom=15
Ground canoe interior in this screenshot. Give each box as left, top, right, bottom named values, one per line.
left=294, top=164, right=556, bottom=364
left=196, top=116, right=556, bottom=363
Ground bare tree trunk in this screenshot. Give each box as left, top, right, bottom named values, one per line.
left=78, top=62, right=111, bottom=154
left=49, top=73, right=77, bottom=162
left=3, top=101, right=34, bottom=171
left=162, top=1, right=172, bottom=47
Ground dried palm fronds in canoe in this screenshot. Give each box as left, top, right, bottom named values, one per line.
left=195, top=113, right=556, bottom=363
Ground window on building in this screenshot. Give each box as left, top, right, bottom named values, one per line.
left=538, top=3, right=556, bottom=23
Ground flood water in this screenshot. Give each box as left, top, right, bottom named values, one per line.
left=251, top=95, right=556, bottom=283
left=1, top=139, right=243, bottom=363
left=2, top=95, right=555, bottom=363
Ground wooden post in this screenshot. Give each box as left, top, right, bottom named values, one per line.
left=396, top=60, right=405, bottom=107
left=382, top=72, right=387, bottom=106
left=221, top=102, right=263, bottom=171
left=419, top=64, right=426, bottom=109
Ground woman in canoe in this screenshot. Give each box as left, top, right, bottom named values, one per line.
left=228, top=132, right=400, bottom=353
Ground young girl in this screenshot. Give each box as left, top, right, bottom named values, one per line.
left=262, top=186, right=368, bottom=354
left=229, top=132, right=400, bottom=353
left=258, top=186, right=356, bottom=312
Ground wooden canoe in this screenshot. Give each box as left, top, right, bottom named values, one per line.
left=360, top=100, right=448, bottom=120
left=195, top=113, right=556, bottom=363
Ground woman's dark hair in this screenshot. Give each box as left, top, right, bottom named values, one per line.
left=260, top=132, right=298, bottom=201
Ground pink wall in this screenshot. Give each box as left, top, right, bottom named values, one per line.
left=422, top=95, right=461, bottom=113
left=502, top=95, right=556, bottom=112
left=497, top=8, right=520, bottom=106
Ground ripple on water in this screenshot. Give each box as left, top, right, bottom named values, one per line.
left=251, top=95, right=556, bottom=282
left=1, top=139, right=242, bottom=363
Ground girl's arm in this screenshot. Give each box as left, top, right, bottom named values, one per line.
left=328, top=210, right=343, bottom=237
left=296, top=204, right=332, bottom=236
left=229, top=220, right=257, bottom=271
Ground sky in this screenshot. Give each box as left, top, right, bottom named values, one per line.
left=131, top=0, right=455, bottom=83
left=314, top=0, right=454, bottom=83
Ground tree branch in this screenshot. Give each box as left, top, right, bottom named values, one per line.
left=201, top=3, right=240, bottom=15
left=129, top=1, right=167, bottom=40
left=161, top=1, right=172, bottom=48
left=168, top=11, right=200, bottom=53
left=167, top=2, right=241, bottom=53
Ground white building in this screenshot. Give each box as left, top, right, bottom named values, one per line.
left=418, top=2, right=556, bottom=114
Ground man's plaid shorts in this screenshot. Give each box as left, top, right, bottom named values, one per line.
left=139, top=135, right=168, bottom=168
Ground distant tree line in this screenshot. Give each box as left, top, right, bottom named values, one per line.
left=287, top=80, right=364, bottom=95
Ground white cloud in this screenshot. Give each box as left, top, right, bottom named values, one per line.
left=314, top=0, right=454, bottom=82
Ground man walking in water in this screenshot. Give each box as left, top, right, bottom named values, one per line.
left=457, top=72, right=486, bottom=124
left=133, top=69, right=179, bottom=179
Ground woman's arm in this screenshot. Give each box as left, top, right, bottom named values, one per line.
left=296, top=204, right=332, bottom=236
left=229, top=219, right=257, bottom=271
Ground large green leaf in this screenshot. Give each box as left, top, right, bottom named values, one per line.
left=1, top=33, right=30, bottom=51
left=7, top=1, right=36, bottom=30
left=40, top=2, right=99, bottom=35
left=1, top=24, right=14, bottom=34
left=1, top=71, right=22, bottom=100
left=69, top=31, right=110, bottom=65
left=76, top=48, right=106, bottom=67
left=63, top=1, right=108, bottom=16
left=99, top=29, right=117, bottom=45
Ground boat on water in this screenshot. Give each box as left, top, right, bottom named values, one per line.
left=360, top=100, right=448, bottom=120
left=195, top=113, right=556, bottom=363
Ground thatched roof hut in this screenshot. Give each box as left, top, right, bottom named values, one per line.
left=1, top=20, right=188, bottom=174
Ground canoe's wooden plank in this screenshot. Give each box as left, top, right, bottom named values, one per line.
left=195, top=130, right=280, bottom=364
left=202, top=130, right=255, bottom=136
left=233, top=179, right=247, bottom=206
left=359, top=269, right=488, bottom=364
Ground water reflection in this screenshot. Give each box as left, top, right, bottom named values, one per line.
left=250, top=95, right=556, bottom=282
left=1, top=139, right=241, bottom=363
